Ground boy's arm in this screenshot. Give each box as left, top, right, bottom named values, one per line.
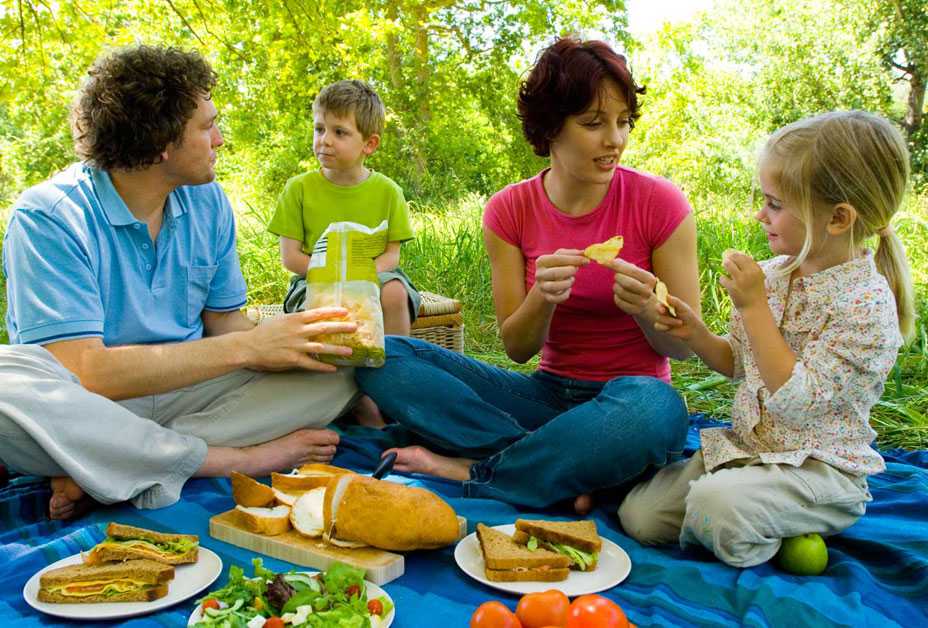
left=280, top=237, right=310, bottom=275
left=374, top=241, right=401, bottom=273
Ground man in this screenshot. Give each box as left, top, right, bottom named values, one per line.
left=0, top=45, right=359, bottom=519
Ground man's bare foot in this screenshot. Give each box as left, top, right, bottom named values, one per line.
left=49, top=477, right=96, bottom=521
left=235, top=428, right=340, bottom=476
left=573, top=493, right=594, bottom=516
left=385, top=446, right=473, bottom=482
left=353, top=395, right=387, bottom=429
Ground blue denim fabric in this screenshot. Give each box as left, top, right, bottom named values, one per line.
left=355, top=337, right=689, bottom=508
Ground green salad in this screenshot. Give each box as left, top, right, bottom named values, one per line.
left=192, top=559, right=393, bottom=628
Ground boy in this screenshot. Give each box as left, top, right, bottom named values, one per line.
left=269, top=79, right=420, bottom=335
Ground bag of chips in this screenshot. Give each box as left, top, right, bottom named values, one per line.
left=306, top=221, right=386, bottom=367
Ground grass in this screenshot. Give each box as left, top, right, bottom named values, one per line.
left=1, top=190, right=926, bottom=449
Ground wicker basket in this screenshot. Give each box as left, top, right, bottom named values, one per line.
left=245, top=290, right=464, bottom=353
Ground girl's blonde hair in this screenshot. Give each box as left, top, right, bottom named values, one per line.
left=759, top=110, right=915, bottom=341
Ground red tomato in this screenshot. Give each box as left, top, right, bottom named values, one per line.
left=264, top=617, right=285, bottom=628
left=201, top=598, right=220, bottom=612
left=368, top=599, right=384, bottom=616
left=516, top=590, right=570, bottom=627
left=566, top=595, right=629, bottom=628
left=345, top=584, right=362, bottom=598
left=471, top=601, right=523, bottom=628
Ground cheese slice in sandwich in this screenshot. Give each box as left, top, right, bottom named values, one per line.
left=84, top=522, right=198, bottom=565
left=38, top=559, right=174, bottom=604
left=512, top=519, right=602, bottom=571
left=476, top=523, right=569, bottom=582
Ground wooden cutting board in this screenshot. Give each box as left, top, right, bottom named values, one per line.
left=209, top=510, right=466, bottom=585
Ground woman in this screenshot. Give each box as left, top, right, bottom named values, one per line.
left=356, top=37, right=700, bottom=513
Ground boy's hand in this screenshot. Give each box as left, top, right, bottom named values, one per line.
left=609, top=258, right=659, bottom=318
left=245, top=307, right=357, bottom=372
left=653, top=295, right=709, bottom=343
left=535, top=249, right=589, bottom=304
left=719, top=252, right=766, bottom=312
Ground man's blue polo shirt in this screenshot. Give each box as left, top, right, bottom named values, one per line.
left=3, top=163, right=248, bottom=346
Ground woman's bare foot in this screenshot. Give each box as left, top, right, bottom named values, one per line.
left=385, top=446, right=473, bottom=482
left=49, top=477, right=96, bottom=521
left=573, top=493, right=594, bottom=516
left=353, top=395, right=387, bottom=429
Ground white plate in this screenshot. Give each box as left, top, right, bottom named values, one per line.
left=23, top=547, right=223, bottom=621
left=186, top=571, right=395, bottom=627
left=454, top=524, right=632, bottom=596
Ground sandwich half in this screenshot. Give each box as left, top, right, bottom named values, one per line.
left=38, top=559, right=174, bottom=604
left=84, top=522, right=199, bottom=565
left=512, top=519, right=602, bottom=571
left=476, top=523, right=569, bottom=582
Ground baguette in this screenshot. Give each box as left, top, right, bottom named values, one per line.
left=235, top=505, right=291, bottom=535
left=231, top=471, right=275, bottom=508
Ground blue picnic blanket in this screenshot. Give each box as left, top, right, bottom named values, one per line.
left=2, top=415, right=926, bottom=627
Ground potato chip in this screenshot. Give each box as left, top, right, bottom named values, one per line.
left=583, top=235, right=624, bottom=264
left=655, top=279, right=677, bottom=317
left=722, top=248, right=742, bottom=265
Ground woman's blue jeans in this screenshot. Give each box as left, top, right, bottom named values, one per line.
left=355, top=337, right=689, bottom=508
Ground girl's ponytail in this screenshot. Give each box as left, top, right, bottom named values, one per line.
left=874, top=226, right=916, bottom=341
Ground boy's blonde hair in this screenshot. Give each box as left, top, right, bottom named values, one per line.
left=760, top=110, right=915, bottom=341
left=313, top=80, right=385, bottom=139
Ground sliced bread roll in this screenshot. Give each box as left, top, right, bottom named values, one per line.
left=271, top=464, right=355, bottom=491
left=235, top=505, right=291, bottom=535
left=323, top=475, right=459, bottom=551
left=231, top=471, right=276, bottom=508
left=289, top=487, right=327, bottom=538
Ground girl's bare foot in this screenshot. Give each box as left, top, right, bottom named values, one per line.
left=573, top=493, right=594, bottom=516
left=353, top=395, right=387, bottom=429
left=385, top=446, right=474, bottom=482
left=49, top=477, right=96, bottom=520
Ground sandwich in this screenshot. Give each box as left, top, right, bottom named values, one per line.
left=476, top=523, right=570, bottom=582
left=84, top=523, right=199, bottom=565
left=38, top=559, right=174, bottom=604
left=511, top=519, right=602, bottom=571
left=323, top=475, right=460, bottom=551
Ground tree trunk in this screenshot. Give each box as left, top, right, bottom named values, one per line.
left=903, top=67, right=925, bottom=140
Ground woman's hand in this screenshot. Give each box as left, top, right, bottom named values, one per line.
left=610, top=258, right=659, bottom=318
left=534, top=249, right=589, bottom=304
left=720, top=252, right=766, bottom=312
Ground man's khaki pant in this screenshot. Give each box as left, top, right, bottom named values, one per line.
left=0, top=344, right=357, bottom=509
left=618, top=450, right=871, bottom=567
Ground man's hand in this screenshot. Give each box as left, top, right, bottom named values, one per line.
left=610, top=258, right=659, bottom=318
left=534, top=249, right=589, bottom=304
left=243, top=307, right=357, bottom=372
left=719, top=252, right=766, bottom=312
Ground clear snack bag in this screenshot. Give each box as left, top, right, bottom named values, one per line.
left=306, top=220, right=386, bottom=367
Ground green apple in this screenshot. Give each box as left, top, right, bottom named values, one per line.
left=776, top=533, right=829, bottom=575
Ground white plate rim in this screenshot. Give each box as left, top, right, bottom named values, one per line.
left=185, top=570, right=395, bottom=627
left=22, top=547, right=223, bottom=621
left=454, top=523, right=632, bottom=596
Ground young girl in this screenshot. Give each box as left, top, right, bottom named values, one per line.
left=618, top=110, right=915, bottom=567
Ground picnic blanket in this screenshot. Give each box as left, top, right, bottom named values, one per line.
left=1, top=415, right=926, bottom=627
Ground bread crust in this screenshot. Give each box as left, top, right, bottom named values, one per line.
left=84, top=544, right=197, bottom=566
left=37, top=583, right=169, bottom=604
left=476, top=523, right=570, bottom=570
left=485, top=567, right=569, bottom=582
left=231, top=471, right=276, bottom=507
left=513, top=519, right=602, bottom=553
left=324, top=475, right=459, bottom=551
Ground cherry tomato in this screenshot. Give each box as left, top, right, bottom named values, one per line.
left=368, top=599, right=384, bottom=616
left=264, top=617, right=285, bottom=628
left=201, top=598, right=220, bottom=612
left=516, top=590, right=570, bottom=627
left=345, top=584, right=362, bottom=598
left=471, top=600, right=523, bottom=628
left=566, top=595, right=629, bottom=628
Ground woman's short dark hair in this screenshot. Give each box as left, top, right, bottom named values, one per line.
left=71, top=45, right=217, bottom=171
left=518, top=37, right=645, bottom=157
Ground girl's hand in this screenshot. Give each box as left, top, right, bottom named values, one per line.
left=610, top=258, right=659, bottom=317
left=654, top=295, right=709, bottom=343
left=719, top=252, right=766, bottom=311
left=534, top=249, right=589, bottom=304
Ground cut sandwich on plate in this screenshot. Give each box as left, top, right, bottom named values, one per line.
left=476, top=523, right=570, bottom=582
left=511, top=519, right=602, bottom=571
left=84, top=523, right=198, bottom=566
left=38, top=559, right=174, bottom=604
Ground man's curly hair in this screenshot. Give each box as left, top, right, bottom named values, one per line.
left=71, top=45, right=217, bottom=171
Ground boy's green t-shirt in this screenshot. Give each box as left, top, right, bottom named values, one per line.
left=268, top=170, right=414, bottom=255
